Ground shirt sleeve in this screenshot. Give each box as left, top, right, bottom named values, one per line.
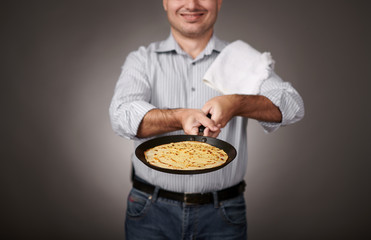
left=258, top=71, right=305, bottom=133
left=109, top=48, right=156, bottom=140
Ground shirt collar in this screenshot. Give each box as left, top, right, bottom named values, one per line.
left=154, top=33, right=226, bottom=56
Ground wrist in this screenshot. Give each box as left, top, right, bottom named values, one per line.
left=167, top=108, right=185, bottom=129
left=229, top=94, right=245, bottom=116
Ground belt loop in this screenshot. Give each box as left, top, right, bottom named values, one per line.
left=212, top=191, right=219, bottom=208
left=151, top=186, right=160, bottom=203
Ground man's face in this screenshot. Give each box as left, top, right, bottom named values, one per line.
left=163, top=0, right=223, bottom=38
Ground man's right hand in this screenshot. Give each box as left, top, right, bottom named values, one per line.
left=179, top=109, right=221, bottom=137
left=137, top=108, right=221, bottom=138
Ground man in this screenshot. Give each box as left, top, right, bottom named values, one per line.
left=109, top=0, right=304, bottom=239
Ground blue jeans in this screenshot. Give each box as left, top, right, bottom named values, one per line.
left=125, top=187, right=247, bottom=240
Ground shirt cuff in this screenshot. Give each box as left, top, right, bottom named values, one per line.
left=259, top=121, right=282, bottom=133
left=116, top=101, right=156, bottom=140
left=259, top=88, right=303, bottom=133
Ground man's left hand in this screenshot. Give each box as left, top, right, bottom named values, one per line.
left=202, top=95, right=239, bottom=128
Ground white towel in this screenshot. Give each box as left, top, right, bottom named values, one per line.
left=203, top=40, right=275, bottom=95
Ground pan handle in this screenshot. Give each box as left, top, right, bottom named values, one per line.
left=198, top=113, right=212, bottom=135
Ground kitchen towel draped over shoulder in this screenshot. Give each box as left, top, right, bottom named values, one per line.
left=203, top=40, right=275, bottom=95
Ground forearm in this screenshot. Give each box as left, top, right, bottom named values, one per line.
left=137, top=109, right=182, bottom=138
left=232, top=94, right=282, bottom=123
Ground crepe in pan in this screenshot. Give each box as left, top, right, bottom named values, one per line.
left=144, top=141, right=228, bottom=170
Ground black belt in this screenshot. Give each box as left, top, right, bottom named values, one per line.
left=133, top=177, right=246, bottom=205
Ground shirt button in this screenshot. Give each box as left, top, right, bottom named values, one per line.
left=191, top=87, right=196, bottom=91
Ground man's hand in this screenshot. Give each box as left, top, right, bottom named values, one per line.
left=179, top=109, right=221, bottom=137
left=202, top=95, right=239, bottom=128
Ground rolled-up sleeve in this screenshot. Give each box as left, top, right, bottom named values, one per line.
left=109, top=48, right=156, bottom=139
left=259, top=71, right=305, bottom=133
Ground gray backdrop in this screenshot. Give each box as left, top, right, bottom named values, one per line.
left=3, top=0, right=370, bottom=239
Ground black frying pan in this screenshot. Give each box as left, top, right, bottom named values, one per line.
left=135, top=134, right=237, bottom=174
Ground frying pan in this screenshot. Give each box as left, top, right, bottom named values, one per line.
left=135, top=134, right=237, bottom=174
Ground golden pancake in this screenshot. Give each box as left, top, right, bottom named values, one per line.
left=144, top=141, right=228, bottom=170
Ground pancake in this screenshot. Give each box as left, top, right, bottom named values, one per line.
left=144, top=141, right=228, bottom=170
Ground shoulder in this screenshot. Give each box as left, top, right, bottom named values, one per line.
left=122, top=39, right=170, bottom=71
left=129, top=39, right=168, bottom=57
left=123, top=40, right=161, bottom=66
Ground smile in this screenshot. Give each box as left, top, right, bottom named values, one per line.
left=180, top=12, right=205, bottom=22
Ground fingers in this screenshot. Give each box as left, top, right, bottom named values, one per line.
left=202, top=98, right=223, bottom=125
left=198, top=115, right=219, bottom=132
left=203, top=127, right=221, bottom=138
left=181, top=109, right=220, bottom=136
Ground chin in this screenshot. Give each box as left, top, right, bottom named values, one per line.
left=181, top=26, right=210, bottom=37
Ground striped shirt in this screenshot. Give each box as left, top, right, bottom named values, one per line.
left=109, top=34, right=304, bottom=193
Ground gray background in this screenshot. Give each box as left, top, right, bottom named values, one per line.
left=2, top=0, right=370, bottom=239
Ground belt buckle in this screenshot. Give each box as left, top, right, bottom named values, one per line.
left=183, top=193, right=194, bottom=205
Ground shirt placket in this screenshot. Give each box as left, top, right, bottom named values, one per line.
left=188, top=60, right=199, bottom=109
